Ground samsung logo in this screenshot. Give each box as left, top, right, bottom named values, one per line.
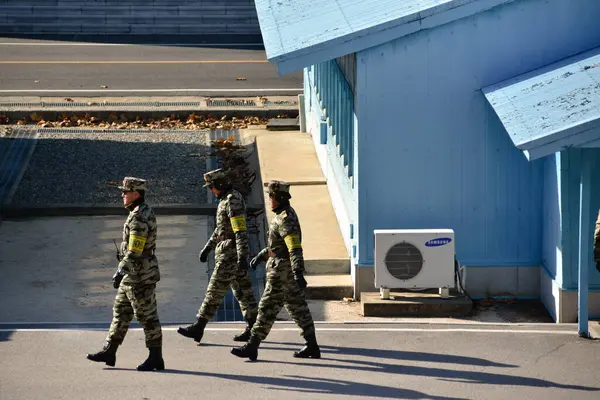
left=425, top=237, right=452, bottom=247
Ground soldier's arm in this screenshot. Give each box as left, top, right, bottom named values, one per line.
left=279, top=214, right=305, bottom=277
left=118, top=214, right=149, bottom=276
left=227, top=194, right=249, bottom=262
left=594, top=210, right=600, bottom=262
left=256, top=247, right=269, bottom=261
left=205, top=219, right=218, bottom=251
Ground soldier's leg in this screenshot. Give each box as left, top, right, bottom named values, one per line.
left=283, top=267, right=320, bottom=359
left=197, top=247, right=237, bottom=320
left=231, top=269, right=258, bottom=320
left=129, top=284, right=162, bottom=348
left=178, top=248, right=236, bottom=342
left=107, top=284, right=135, bottom=345
left=87, top=285, right=132, bottom=366
left=130, top=284, right=164, bottom=371
left=230, top=268, right=259, bottom=341
left=250, top=264, right=285, bottom=341
left=231, top=262, right=285, bottom=360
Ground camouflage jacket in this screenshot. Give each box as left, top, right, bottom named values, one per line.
left=206, top=188, right=248, bottom=261
left=118, top=202, right=159, bottom=285
left=594, top=210, right=600, bottom=262
left=258, top=205, right=305, bottom=277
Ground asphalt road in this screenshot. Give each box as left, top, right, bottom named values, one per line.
left=1, top=323, right=599, bottom=400
left=0, top=37, right=303, bottom=97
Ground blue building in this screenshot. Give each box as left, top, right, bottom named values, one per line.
left=254, top=0, right=600, bottom=325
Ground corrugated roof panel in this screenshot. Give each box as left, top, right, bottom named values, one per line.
left=483, top=46, right=600, bottom=160
left=255, top=0, right=513, bottom=73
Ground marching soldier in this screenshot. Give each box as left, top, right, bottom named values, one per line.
left=231, top=180, right=320, bottom=361
left=87, top=177, right=164, bottom=371
left=178, top=169, right=258, bottom=343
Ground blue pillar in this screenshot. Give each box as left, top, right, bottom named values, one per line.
left=578, top=152, right=592, bottom=337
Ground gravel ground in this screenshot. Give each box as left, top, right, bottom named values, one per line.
left=10, top=129, right=210, bottom=205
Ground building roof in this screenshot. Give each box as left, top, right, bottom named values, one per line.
left=483, top=46, right=600, bottom=160
left=255, top=0, right=513, bottom=74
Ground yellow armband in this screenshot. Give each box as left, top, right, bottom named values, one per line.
left=284, top=234, right=302, bottom=251
left=230, top=216, right=247, bottom=232
left=128, top=235, right=147, bottom=254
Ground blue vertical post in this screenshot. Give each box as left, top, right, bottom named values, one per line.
left=578, top=152, right=591, bottom=337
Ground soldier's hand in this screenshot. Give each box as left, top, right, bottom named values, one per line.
left=250, top=255, right=261, bottom=270
left=199, top=244, right=211, bottom=263
left=112, top=269, right=125, bottom=289
left=237, top=257, right=249, bottom=272
left=294, top=274, right=308, bottom=290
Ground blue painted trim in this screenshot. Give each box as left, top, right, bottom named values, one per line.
left=272, top=0, right=514, bottom=74
left=578, top=152, right=591, bottom=337
left=319, top=120, right=327, bottom=144
left=350, top=223, right=354, bottom=239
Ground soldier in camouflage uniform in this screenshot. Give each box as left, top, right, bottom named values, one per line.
left=178, top=169, right=258, bottom=343
left=87, top=177, right=164, bottom=371
left=595, top=209, right=600, bottom=273
left=231, top=180, right=320, bottom=361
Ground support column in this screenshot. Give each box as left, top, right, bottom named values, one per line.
left=578, top=152, right=592, bottom=337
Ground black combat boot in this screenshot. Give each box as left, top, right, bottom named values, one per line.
left=177, top=317, right=208, bottom=342
left=230, top=335, right=261, bottom=361
left=137, top=347, right=165, bottom=371
left=86, top=341, right=119, bottom=367
left=233, top=317, right=256, bottom=342
left=293, top=332, right=321, bottom=359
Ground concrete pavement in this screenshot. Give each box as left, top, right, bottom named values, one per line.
left=1, top=323, right=599, bottom=400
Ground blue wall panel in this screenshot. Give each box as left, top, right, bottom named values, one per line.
left=542, top=153, right=562, bottom=284
left=561, top=149, right=600, bottom=290
left=355, top=0, right=600, bottom=267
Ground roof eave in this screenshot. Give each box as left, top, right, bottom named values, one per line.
left=265, top=0, right=515, bottom=75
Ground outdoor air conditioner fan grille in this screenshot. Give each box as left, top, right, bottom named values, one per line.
left=384, top=242, right=423, bottom=280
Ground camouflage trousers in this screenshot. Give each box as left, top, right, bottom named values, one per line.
left=198, top=242, right=258, bottom=321
left=251, top=257, right=315, bottom=341
left=107, top=283, right=162, bottom=348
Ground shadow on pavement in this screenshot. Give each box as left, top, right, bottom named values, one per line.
left=192, top=342, right=599, bottom=392
left=161, top=369, right=469, bottom=400
left=0, top=331, right=13, bottom=342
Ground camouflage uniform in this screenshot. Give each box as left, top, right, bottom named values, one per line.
left=197, top=170, right=258, bottom=321
left=594, top=210, right=600, bottom=271
left=107, top=178, right=162, bottom=348
left=251, top=181, right=314, bottom=341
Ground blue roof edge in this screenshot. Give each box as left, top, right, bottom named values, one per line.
left=264, top=0, right=515, bottom=75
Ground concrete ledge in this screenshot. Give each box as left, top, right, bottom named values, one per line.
left=361, top=291, right=473, bottom=317
left=305, top=258, right=350, bottom=275
left=305, top=274, right=353, bottom=300
left=0, top=203, right=264, bottom=217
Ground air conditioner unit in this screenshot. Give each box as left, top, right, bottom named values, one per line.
left=374, top=229, right=455, bottom=299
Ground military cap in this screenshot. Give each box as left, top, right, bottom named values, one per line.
left=119, top=177, right=147, bottom=192
left=265, top=180, right=291, bottom=195
left=203, top=168, right=228, bottom=187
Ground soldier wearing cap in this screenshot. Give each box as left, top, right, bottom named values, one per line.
left=87, top=177, right=164, bottom=371
left=231, top=180, right=320, bottom=361
left=178, top=169, right=258, bottom=344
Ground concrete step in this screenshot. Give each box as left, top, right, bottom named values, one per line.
left=361, top=291, right=473, bottom=317
left=305, top=258, right=350, bottom=275
left=305, top=274, right=353, bottom=300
